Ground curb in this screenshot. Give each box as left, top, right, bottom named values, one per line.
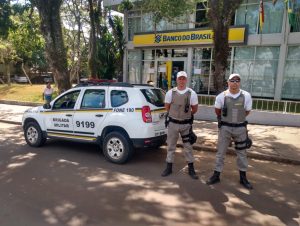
left=177, top=144, right=300, bottom=166
left=1, top=119, right=299, bottom=166
left=0, top=99, right=42, bottom=107
left=0, top=119, right=22, bottom=126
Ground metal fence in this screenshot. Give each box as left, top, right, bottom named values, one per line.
left=198, top=95, right=300, bottom=114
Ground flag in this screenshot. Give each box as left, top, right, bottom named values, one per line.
left=259, top=0, right=265, bottom=31
left=287, top=0, right=296, bottom=27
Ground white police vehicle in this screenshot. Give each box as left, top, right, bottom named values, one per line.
left=22, top=82, right=167, bottom=164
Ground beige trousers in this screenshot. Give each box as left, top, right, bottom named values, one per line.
left=215, top=126, right=248, bottom=172
left=166, top=122, right=195, bottom=163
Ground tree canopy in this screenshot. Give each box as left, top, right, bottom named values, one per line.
left=0, top=0, right=125, bottom=91
left=0, top=0, right=11, bottom=38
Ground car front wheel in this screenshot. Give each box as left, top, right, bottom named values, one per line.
left=24, top=122, right=46, bottom=147
left=102, top=131, right=133, bottom=164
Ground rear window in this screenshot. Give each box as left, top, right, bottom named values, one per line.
left=81, top=89, right=105, bottom=109
left=141, top=88, right=165, bottom=107
left=111, top=90, right=129, bottom=107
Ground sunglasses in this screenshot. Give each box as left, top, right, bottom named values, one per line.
left=229, top=79, right=240, bottom=83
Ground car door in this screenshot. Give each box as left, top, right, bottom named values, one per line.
left=72, top=88, right=108, bottom=141
left=44, top=90, right=81, bottom=137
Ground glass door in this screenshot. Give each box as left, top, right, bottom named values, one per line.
left=156, top=60, right=185, bottom=91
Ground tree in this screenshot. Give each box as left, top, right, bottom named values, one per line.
left=0, top=0, right=11, bottom=38
left=29, top=0, right=71, bottom=93
left=0, top=40, right=19, bottom=85
left=62, top=0, right=89, bottom=83
left=8, top=4, right=46, bottom=73
left=207, top=0, right=242, bottom=93
left=108, top=14, right=125, bottom=77
left=87, top=0, right=102, bottom=78
left=87, top=0, right=125, bottom=79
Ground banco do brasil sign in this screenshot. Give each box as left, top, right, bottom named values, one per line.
left=155, top=33, right=212, bottom=43
left=133, top=26, right=247, bottom=47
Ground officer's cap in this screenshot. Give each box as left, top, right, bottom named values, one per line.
left=177, top=71, right=187, bottom=79
left=228, top=73, right=241, bottom=81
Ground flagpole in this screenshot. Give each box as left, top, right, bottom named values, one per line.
left=259, top=0, right=264, bottom=44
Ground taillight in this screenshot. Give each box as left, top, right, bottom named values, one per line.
left=142, top=106, right=152, bottom=123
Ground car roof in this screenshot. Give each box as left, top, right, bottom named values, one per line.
left=74, top=82, right=156, bottom=89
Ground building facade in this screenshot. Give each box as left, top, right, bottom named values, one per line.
left=104, top=0, right=300, bottom=101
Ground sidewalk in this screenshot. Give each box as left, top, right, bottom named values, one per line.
left=0, top=102, right=299, bottom=165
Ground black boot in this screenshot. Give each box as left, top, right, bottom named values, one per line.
left=239, top=171, right=253, bottom=190
left=161, top=162, right=172, bottom=177
left=188, top=163, right=199, bottom=179
left=206, top=171, right=221, bottom=185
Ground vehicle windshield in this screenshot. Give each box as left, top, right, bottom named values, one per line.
left=140, top=88, right=165, bottom=107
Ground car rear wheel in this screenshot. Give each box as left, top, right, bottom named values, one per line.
left=24, top=122, right=46, bottom=147
left=102, top=131, right=133, bottom=164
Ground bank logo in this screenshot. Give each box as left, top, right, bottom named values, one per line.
left=155, top=35, right=161, bottom=43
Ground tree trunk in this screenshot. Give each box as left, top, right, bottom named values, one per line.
left=75, top=2, right=82, bottom=84
left=208, top=0, right=243, bottom=94
left=22, top=63, right=32, bottom=85
left=88, top=0, right=98, bottom=78
left=5, top=63, right=11, bottom=86
left=30, top=0, right=71, bottom=93
left=212, top=24, right=230, bottom=94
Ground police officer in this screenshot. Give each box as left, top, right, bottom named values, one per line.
left=206, top=73, right=253, bottom=189
left=161, top=71, right=199, bottom=179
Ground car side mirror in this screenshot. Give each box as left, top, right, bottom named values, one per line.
left=43, top=103, right=51, bottom=109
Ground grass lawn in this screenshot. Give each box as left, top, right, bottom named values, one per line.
left=0, top=84, right=58, bottom=103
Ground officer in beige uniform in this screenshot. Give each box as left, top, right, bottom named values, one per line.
left=206, top=73, right=253, bottom=189
left=161, top=71, right=199, bottom=179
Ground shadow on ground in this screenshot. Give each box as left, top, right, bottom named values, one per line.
left=0, top=124, right=299, bottom=226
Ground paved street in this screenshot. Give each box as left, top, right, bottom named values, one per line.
left=0, top=122, right=299, bottom=226
left=1, top=103, right=300, bottom=164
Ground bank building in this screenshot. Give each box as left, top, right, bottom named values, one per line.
left=104, top=0, right=300, bottom=101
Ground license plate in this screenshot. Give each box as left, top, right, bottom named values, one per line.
left=155, top=131, right=166, bottom=136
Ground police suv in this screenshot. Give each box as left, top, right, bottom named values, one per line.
left=22, top=82, right=167, bottom=164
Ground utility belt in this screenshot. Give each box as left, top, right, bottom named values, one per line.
left=165, top=115, right=197, bottom=145
left=168, top=116, right=193, bottom=125
left=220, top=121, right=248, bottom=127
left=217, top=119, right=252, bottom=150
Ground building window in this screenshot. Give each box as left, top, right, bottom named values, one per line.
left=128, top=10, right=141, bottom=41
left=141, top=50, right=155, bottom=85
left=235, top=0, right=284, bottom=34
left=129, top=10, right=189, bottom=40
left=282, top=46, right=300, bottom=100
left=261, top=0, right=284, bottom=34
left=128, top=50, right=142, bottom=83
left=289, top=0, right=300, bottom=32
left=141, top=13, right=154, bottom=32
left=192, top=48, right=212, bottom=94
left=142, top=61, right=155, bottom=85
left=232, top=46, right=279, bottom=98
left=192, top=48, right=231, bottom=95
left=155, top=49, right=188, bottom=59
left=195, top=2, right=209, bottom=28
left=152, top=17, right=189, bottom=32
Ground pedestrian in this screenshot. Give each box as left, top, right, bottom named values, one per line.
left=162, top=75, right=168, bottom=91
left=43, top=82, right=53, bottom=104
left=161, top=71, right=199, bottom=179
left=206, top=73, right=253, bottom=189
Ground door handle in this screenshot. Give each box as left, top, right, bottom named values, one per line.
left=66, top=114, right=73, bottom=117
left=95, top=114, right=103, bottom=117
